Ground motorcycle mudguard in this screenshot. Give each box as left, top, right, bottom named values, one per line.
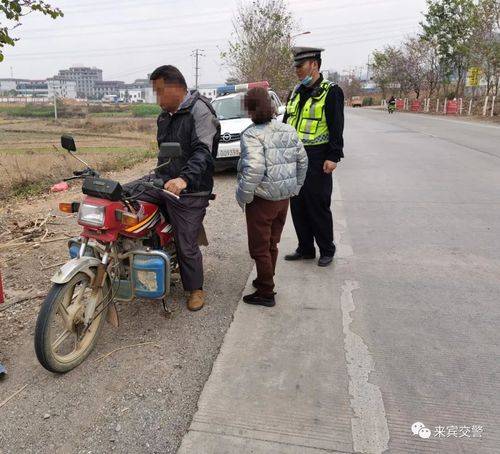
left=51, top=257, right=101, bottom=285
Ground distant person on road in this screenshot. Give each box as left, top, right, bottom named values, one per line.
left=124, top=65, right=220, bottom=312
left=388, top=95, right=396, bottom=105
left=283, top=47, right=345, bottom=267
left=236, top=87, right=308, bottom=307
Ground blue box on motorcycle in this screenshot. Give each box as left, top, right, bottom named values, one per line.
left=132, top=254, right=166, bottom=299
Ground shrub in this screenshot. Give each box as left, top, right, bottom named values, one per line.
left=132, top=104, right=161, bottom=117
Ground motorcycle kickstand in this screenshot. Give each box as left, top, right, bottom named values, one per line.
left=162, top=296, right=173, bottom=317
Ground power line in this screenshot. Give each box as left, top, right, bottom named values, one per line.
left=7, top=23, right=419, bottom=61
left=23, top=7, right=235, bottom=33
left=20, top=15, right=418, bottom=42
left=6, top=38, right=221, bottom=60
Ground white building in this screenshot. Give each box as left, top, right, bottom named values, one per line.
left=0, top=79, right=18, bottom=94
left=15, top=80, right=48, bottom=97
left=119, top=88, right=144, bottom=103
left=196, top=83, right=221, bottom=101
left=47, top=78, right=77, bottom=99
left=144, top=86, right=156, bottom=104
left=57, top=66, right=103, bottom=99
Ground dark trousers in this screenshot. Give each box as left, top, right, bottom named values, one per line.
left=124, top=177, right=209, bottom=291
left=246, top=197, right=289, bottom=297
left=290, top=158, right=335, bottom=257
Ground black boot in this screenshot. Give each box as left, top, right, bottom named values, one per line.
left=252, top=279, right=276, bottom=295
left=284, top=251, right=315, bottom=261
left=318, top=256, right=334, bottom=267
left=243, top=292, right=276, bottom=307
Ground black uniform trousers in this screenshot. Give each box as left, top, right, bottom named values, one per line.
left=290, top=151, right=335, bottom=258
left=124, top=176, right=209, bottom=292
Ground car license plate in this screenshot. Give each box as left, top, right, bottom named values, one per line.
left=218, top=148, right=240, bottom=158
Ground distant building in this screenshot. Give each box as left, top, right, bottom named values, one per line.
left=47, top=78, right=77, bottom=99
left=56, top=66, right=103, bottom=99
left=127, top=79, right=151, bottom=90
left=16, top=80, right=48, bottom=97
left=119, top=88, right=144, bottom=103
left=0, top=78, right=19, bottom=94
left=144, top=86, right=155, bottom=104
left=94, top=80, right=125, bottom=99
left=195, top=83, right=221, bottom=101
left=102, top=94, right=119, bottom=103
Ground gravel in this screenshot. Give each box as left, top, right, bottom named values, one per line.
left=0, top=169, right=253, bottom=454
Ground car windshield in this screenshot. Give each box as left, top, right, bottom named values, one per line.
left=212, top=94, right=249, bottom=120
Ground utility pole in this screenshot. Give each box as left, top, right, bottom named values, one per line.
left=53, top=92, right=58, bottom=120
left=191, top=49, right=205, bottom=90
left=10, top=66, right=13, bottom=78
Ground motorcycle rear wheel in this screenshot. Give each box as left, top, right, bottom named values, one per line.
left=35, top=271, right=108, bottom=373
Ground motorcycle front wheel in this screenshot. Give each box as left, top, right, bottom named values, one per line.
left=35, top=271, right=108, bottom=373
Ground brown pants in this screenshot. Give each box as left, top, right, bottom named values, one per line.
left=246, top=197, right=289, bottom=297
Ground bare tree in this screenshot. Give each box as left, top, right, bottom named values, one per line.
left=221, top=0, right=297, bottom=97
left=371, top=46, right=405, bottom=98
left=336, top=72, right=362, bottom=100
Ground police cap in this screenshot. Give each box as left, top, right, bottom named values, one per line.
left=292, top=46, right=324, bottom=67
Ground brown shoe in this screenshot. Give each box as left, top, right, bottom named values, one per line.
left=187, top=290, right=205, bottom=311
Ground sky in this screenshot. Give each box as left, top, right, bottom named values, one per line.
left=0, top=0, right=428, bottom=86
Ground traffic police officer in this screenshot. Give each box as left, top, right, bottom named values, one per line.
left=284, top=47, right=344, bottom=267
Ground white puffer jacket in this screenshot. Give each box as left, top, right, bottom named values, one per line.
left=236, top=120, right=308, bottom=206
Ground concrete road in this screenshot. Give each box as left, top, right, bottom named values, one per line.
left=337, top=109, right=500, bottom=452
left=179, top=109, right=500, bottom=453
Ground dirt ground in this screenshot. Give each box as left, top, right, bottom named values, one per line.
left=0, top=161, right=253, bottom=453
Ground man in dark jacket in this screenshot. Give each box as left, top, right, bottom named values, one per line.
left=125, top=65, right=220, bottom=311
left=283, top=47, right=344, bottom=267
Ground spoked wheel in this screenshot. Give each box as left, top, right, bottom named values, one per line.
left=35, top=271, right=109, bottom=373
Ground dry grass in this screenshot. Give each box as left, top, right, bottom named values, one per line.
left=0, top=116, right=158, bottom=200
left=63, top=117, right=156, bottom=134
left=0, top=148, right=156, bottom=200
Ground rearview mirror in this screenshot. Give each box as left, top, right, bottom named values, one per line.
left=61, top=134, right=76, bottom=152
left=159, top=142, right=182, bottom=160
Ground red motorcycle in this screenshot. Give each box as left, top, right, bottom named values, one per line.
left=35, top=135, right=210, bottom=373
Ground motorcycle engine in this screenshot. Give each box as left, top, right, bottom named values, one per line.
left=120, top=238, right=145, bottom=253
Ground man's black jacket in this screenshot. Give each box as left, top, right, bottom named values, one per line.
left=155, top=91, right=220, bottom=193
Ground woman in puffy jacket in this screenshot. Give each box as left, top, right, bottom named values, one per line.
left=236, top=87, right=308, bottom=307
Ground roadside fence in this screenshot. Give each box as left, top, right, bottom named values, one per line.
left=381, top=96, right=498, bottom=117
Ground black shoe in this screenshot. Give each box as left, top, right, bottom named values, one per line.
left=243, top=292, right=276, bottom=307
left=284, top=251, right=315, bottom=261
left=251, top=279, right=276, bottom=295
left=318, top=256, right=334, bottom=267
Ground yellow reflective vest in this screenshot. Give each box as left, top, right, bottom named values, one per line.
left=286, top=79, right=333, bottom=146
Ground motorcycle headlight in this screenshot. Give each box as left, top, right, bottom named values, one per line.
left=78, top=204, right=105, bottom=227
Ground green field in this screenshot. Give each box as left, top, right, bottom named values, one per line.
left=0, top=102, right=162, bottom=118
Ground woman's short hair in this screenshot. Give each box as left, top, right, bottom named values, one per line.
left=244, top=87, right=274, bottom=124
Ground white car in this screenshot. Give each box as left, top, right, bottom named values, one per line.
left=211, top=90, right=285, bottom=171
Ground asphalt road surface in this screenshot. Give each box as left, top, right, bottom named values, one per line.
left=335, top=108, right=500, bottom=453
